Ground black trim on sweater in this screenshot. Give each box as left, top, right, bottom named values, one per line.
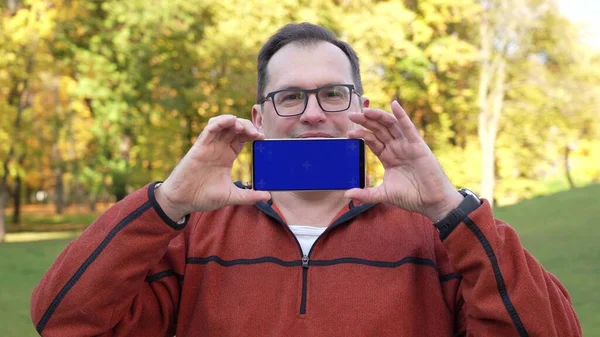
left=463, top=217, right=529, bottom=337
left=439, top=273, right=462, bottom=283
left=186, top=255, right=455, bottom=282
left=146, top=269, right=184, bottom=283
left=255, top=201, right=288, bottom=226
left=36, top=200, right=153, bottom=334
left=148, top=181, right=190, bottom=230
left=309, top=256, right=437, bottom=268
left=187, top=256, right=301, bottom=267
left=304, top=202, right=377, bottom=260
left=300, top=268, right=309, bottom=314
left=327, top=203, right=377, bottom=229
left=186, top=254, right=457, bottom=316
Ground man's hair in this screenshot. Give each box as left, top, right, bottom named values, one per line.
left=256, top=22, right=363, bottom=103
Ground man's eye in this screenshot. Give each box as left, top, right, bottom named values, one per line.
left=322, top=88, right=346, bottom=99
left=280, top=92, right=304, bottom=101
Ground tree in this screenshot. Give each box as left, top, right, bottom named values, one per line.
left=476, top=0, right=553, bottom=205
left=0, top=0, right=58, bottom=236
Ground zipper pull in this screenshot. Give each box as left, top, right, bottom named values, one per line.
left=302, top=255, right=309, bottom=268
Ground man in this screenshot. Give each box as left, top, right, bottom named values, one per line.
left=31, top=23, right=581, bottom=336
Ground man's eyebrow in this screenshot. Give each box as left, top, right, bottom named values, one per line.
left=275, top=83, right=345, bottom=91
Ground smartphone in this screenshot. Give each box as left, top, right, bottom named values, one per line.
left=252, top=138, right=365, bottom=191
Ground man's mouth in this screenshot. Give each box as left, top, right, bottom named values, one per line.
left=297, top=132, right=333, bottom=138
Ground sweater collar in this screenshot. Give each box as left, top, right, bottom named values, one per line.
left=233, top=181, right=377, bottom=227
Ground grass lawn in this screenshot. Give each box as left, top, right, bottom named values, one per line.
left=494, top=183, right=600, bottom=335
left=0, top=184, right=598, bottom=336
left=6, top=213, right=99, bottom=233
left=0, top=239, right=74, bottom=336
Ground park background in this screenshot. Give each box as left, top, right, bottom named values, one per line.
left=1, top=0, right=599, bottom=336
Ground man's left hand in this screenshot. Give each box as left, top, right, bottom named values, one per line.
left=346, top=101, right=464, bottom=222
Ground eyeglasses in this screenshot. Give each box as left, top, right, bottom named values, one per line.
left=259, top=84, right=360, bottom=117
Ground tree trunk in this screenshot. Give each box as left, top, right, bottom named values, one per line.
left=479, top=132, right=496, bottom=204
left=565, top=144, right=575, bottom=189
left=88, top=196, right=97, bottom=212
left=55, top=166, right=64, bottom=214
left=478, top=67, right=505, bottom=207
left=0, top=176, right=8, bottom=243
left=7, top=0, right=17, bottom=14
left=477, top=7, right=495, bottom=205
left=114, top=184, right=126, bottom=202
left=113, top=133, right=132, bottom=202
left=25, top=183, right=33, bottom=203
left=12, top=174, right=21, bottom=225
left=477, top=2, right=508, bottom=208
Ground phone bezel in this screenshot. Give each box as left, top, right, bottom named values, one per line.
left=251, top=138, right=366, bottom=191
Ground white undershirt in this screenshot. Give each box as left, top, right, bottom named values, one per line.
left=288, top=225, right=327, bottom=256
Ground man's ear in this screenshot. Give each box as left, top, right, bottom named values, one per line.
left=361, top=96, right=370, bottom=108
left=251, top=104, right=264, bottom=133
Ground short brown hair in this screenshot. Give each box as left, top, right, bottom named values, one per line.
left=256, top=22, right=363, bottom=103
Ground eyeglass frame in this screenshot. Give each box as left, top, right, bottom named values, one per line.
left=259, top=84, right=361, bottom=117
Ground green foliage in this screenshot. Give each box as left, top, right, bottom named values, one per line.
left=0, top=0, right=599, bottom=210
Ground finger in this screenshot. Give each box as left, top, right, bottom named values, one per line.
left=348, top=129, right=385, bottom=156
left=219, top=120, right=244, bottom=144
left=230, top=135, right=246, bottom=154
left=229, top=188, right=271, bottom=206
left=234, top=131, right=264, bottom=144
left=207, top=114, right=237, bottom=125
left=231, top=119, right=265, bottom=147
left=362, top=108, right=404, bottom=139
left=231, top=132, right=265, bottom=154
left=391, top=101, right=421, bottom=143
left=236, top=118, right=262, bottom=138
left=350, top=114, right=402, bottom=143
left=344, top=186, right=385, bottom=204
left=348, top=113, right=394, bottom=143
left=200, top=115, right=239, bottom=143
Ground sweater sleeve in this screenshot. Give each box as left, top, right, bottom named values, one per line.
left=440, top=199, right=582, bottom=337
left=30, top=182, right=191, bottom=337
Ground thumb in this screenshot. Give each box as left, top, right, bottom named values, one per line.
left=230, top=188, right=272, bottom=206
left=344, top=186, right=384, bottom=205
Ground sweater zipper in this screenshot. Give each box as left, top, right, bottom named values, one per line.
left=300, top=255, right=309, bottom=314
left=290, top=214, right=362, bottom=315
left=297, top=220, right=346, bottom=315
left=264, top=212, right=311, bottom=315
left=297, top=208, right=366, bottom=314
left=257, top=201, right=375, bottom=315
left=277, top=220, right=314, bottom=315
left=279, top=223, right=311, bottom=315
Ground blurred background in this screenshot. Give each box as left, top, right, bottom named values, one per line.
left=1, top=0, right=599, bottom=336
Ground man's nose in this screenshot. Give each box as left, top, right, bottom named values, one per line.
left=299, top=94, right=326, bottom=124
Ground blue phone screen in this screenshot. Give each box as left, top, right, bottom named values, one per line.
left=252, top=138, right=365, bottom=191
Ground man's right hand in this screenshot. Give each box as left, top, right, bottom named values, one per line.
left=155, top=115, right=271, bottom=221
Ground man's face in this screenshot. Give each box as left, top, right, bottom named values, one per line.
left=252, top=41, right=368, bottom=139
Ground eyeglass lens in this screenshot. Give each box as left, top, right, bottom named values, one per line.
left=273, top=85, right=352, bottom=116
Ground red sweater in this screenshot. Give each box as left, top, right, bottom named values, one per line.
left=31, top=182, right=582, bottom=336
